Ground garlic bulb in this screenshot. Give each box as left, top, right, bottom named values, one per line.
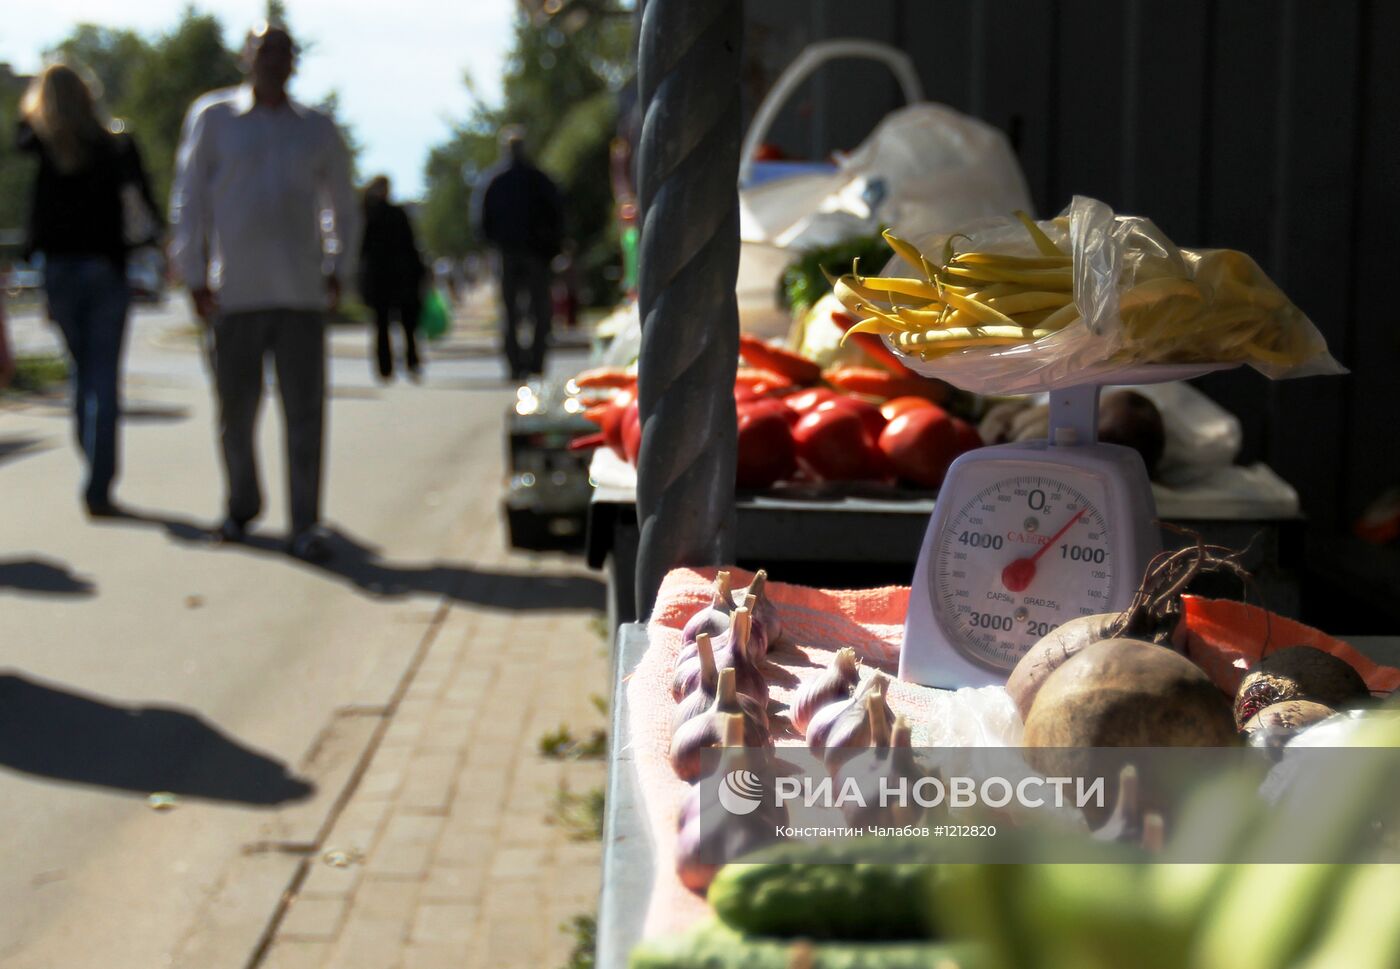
left=671, top=631, right=719, bottom=702
left=738, top=593, right=771, bottom=660
left=669, top=668, right=771, bottom=782
left=790, top=648, right=860, bottom=733
left=675, top=714, right=786, bottom=892
left=673, top=654, right=769, bottom=733
left=732, top=569, right=782, bottom=646
left=809, top=673, right=894, bottom=766
left=805, top=694, right=853, bottom=751
left=837, top=714, right=928, bottom=827
left=681, top=571, right=734, bottom=647
left=710, top=607, right=769, bottom=705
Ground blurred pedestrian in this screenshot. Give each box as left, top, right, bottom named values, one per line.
left=170, top=22, right=358, bottom=561
left=358, top=175, right=425, bottom=382
left=473, top=126, right=562, bottom=381
left=17, top=63, right=160, bottom=517
left=0, top=276, right=13, bottom=390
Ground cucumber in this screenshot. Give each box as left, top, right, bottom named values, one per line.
left=629, top=919, right=983, bottom=969
left=706, top=838, right=945, bottom=941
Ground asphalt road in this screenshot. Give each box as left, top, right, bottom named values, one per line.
left=0, top=298, right=589, bottom=968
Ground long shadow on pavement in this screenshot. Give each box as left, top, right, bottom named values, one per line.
left=0, top=673, right=313, bottom=806
left=109, top=510, right=606, bottom=612
left=0, top=558, right=95, bottom=596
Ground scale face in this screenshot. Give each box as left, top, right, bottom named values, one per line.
left=900, top=415, right=1162, bottom=689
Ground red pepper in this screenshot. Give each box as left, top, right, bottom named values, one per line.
left=738, top=334, right=822, bottom=386
left=829, top=311, right=917, bottom=376
left=824, top=366, right=949, bottom=403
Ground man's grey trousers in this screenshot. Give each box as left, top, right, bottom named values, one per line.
left=210, top=309, right=325, bottom=535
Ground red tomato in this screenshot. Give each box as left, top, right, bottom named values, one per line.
left=815, top=396, right=887, bottom=443
left=784, top=387, right=840, bottom=416
left=878, top=408, right=958, bottom=488
left=792, top=407, right=880, bottom=481
left=880, top=395, right=937, bottom=423
left=736, top=406, right=797, bottom=489
left=951, top=417, right=984, bottom=455
left=739, top=396, right=799, bottom=426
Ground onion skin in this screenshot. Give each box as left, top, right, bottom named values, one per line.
left=1006, top=613, right=1121, bottom=721
left=790, top=648, right=859, bottom=733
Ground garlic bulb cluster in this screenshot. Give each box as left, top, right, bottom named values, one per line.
left=670, top=668, right=770, bottom=782
left=790, top=648, right=860, bottom=733
left=675, top=714, right=786, bottom=892
left=675, top=607, right=767, bottom=704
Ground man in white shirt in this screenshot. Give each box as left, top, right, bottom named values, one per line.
left=170, top=23, right=358, bottom=562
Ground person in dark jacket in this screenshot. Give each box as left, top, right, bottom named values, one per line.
left=358, top=175, right=426, bottom=380
left=472, top=127, right=563, bottom=380
left=18, top=63, right=160, bottom=517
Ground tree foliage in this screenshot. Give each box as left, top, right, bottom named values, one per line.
left=418, top=7, right=633, bottom=305
left=0, top=2, right=359, bottom=241
left=122, top=9, right=242, bottom=203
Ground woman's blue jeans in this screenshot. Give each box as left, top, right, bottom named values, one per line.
left=44, top=256, right=130, bottom=506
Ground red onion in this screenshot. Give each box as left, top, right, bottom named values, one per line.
left=790, top=648, right=860, bottom=733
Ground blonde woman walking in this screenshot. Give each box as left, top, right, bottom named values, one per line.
left=18, top=64, right=160, bottom=517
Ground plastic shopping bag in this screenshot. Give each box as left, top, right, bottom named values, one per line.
left=418, top=288, right=449, bottom=340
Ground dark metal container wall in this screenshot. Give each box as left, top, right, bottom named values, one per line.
left=742, top=0, right=1400, bottom=619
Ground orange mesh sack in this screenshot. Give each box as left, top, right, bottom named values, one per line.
left=1179, top=595, right=1400, bottom=696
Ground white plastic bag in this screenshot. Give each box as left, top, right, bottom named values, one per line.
left=737, top=41, right=1031, bottom=337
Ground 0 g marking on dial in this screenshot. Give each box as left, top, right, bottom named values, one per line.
left=934, top=475, right=1114, bottom=671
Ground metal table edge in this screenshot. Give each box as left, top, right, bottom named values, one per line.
left=596, top=623, right=656, bottom=969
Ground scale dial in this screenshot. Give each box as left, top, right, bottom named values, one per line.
left=932, top=473, right=1115, bottom=672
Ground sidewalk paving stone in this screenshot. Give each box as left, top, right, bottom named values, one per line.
left=268, top=518, right=608, bottom=969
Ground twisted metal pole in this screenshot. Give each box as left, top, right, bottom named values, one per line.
left=633, top=0, right=743, bottom=618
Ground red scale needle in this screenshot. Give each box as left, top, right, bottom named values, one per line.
left=1001, top=508, right=1088, bottom=593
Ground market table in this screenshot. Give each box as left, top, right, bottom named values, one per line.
left=595, top=626, right=1400, bottom=968
left=586, top=450, right=1305, bottom=633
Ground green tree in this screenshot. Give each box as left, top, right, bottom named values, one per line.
left=0, top=71, right=36, bottom=242
left=419, top=121, right=498, bottom=260
left=47, top=25, right=150, bottom=110
left=419, top=7, right=632, bottom=305
left=123, top=8, right=241, bottom=203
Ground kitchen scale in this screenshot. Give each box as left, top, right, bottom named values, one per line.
left=900, top=364, right=1231, bottom=689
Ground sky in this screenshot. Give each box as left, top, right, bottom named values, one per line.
left=0, top=0, right=518, bottom=198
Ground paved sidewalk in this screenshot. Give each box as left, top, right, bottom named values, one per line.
left=258, top=502, right=610, bottom=969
